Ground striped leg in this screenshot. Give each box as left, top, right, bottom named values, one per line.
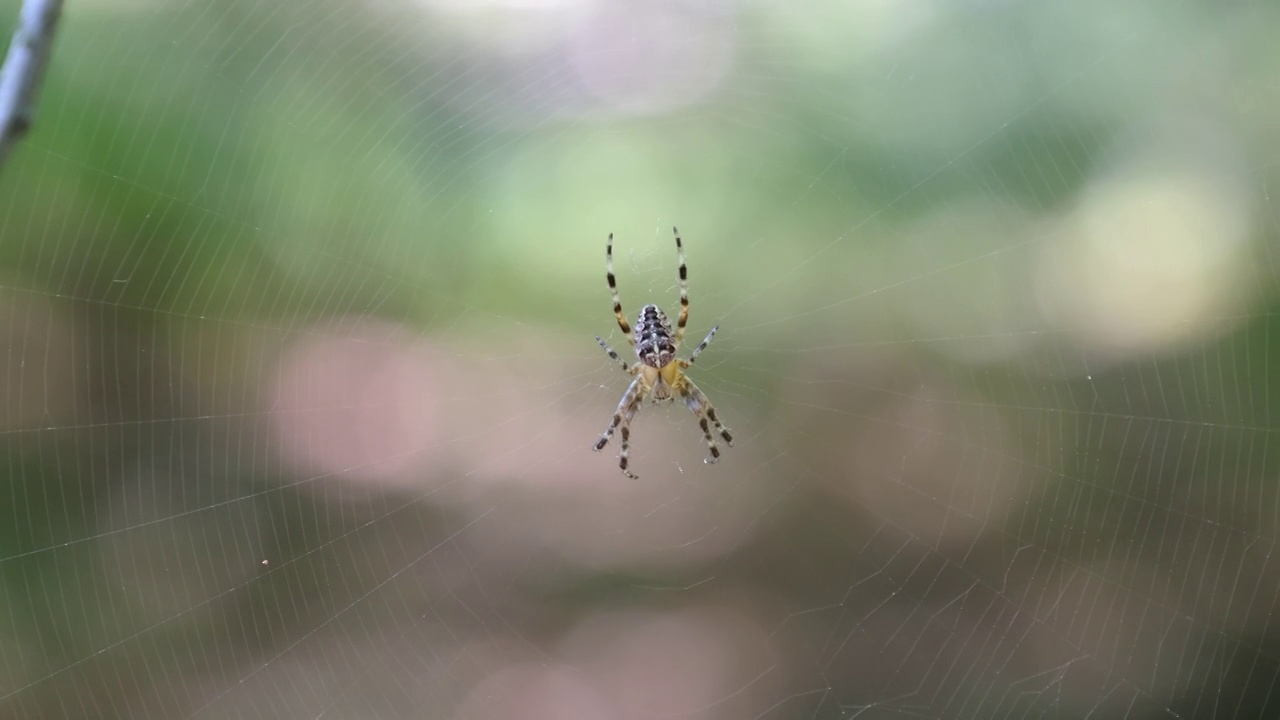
left=673, top=226, right=689, bottom=345
left=606, top=233, right=634, bottom=345
left=705, top=403, right=733, bottom=447
left=680, top=380, right=733, bottom=465
left=596, top=336, right=633, bottom=373
left=618, top=423, right=637, bottom=478
left=682, top=325, right=718, bottom=367
left=593, top=376, right=645, bottom=478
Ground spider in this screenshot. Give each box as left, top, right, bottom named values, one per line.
left=592, top=226, right=733, bottom=478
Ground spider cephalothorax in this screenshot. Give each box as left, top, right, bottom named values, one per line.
left=592, top=227, right=734, bottom=478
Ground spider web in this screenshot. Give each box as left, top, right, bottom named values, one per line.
left=1, top=0, right=1278, bottom=718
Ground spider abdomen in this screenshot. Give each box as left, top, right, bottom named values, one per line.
left=635, top=303, right=676, bottom=368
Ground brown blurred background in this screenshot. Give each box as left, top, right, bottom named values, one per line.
left=1, top=0, right=1279, bottom=718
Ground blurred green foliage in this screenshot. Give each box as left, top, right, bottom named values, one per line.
left=2, top=0, right=1280, bottom=717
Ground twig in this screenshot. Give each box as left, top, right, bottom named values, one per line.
left=0, top=0, right=63, bottom=174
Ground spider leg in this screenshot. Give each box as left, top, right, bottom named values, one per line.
left=673, top=226, right=689, bottom=346
left=682, top=325, right=719, bottom=367
left=680, top=379, right=734, bottom=465
left=593, top=375, right=646, bottom=478
left=606, top=232, right=635, bottom=345
left=596, top=336, right=634, bottom=373
left=617, top=415, right=639, bottom=478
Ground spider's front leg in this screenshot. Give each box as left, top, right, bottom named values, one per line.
left=679, top=379, right=734, bottom=465
left=593, top=375, right=646, bottom=478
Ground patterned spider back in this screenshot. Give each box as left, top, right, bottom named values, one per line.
left=635, top=304, right=677, bottom=368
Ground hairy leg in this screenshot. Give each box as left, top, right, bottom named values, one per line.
left=593, top=376, right=645, bottom=478
left=681, top=379, right=733, bottom=465
left=672, top=226, right=689, bottom=345
left=606, top=233, right=634, bottom=344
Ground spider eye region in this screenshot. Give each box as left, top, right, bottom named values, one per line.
left=635, top=304, right=676, bottom=368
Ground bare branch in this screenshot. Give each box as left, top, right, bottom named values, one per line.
left=0, top=0, right=63, bottom=174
